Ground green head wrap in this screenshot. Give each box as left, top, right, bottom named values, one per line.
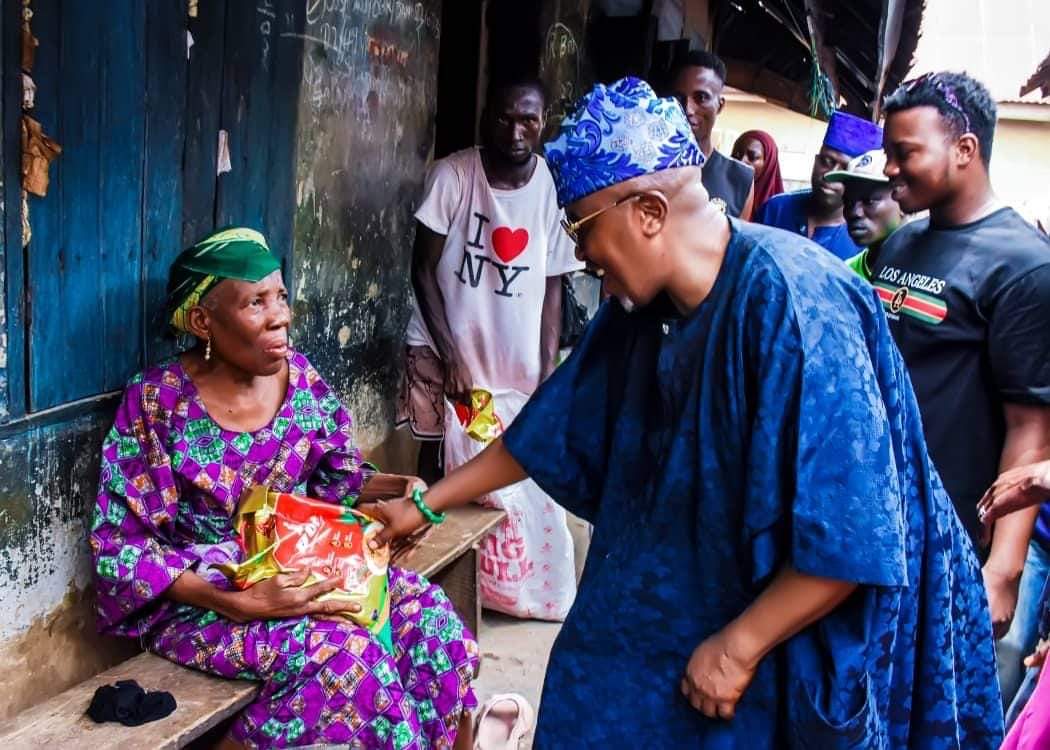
left=166, top=227, right=281, bottom=334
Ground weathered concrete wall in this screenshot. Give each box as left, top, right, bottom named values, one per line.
left=290, top=0, right=441, bottom=458
left=539, top=0, right=592, bottom=137
left=0, top=410, right=138, bottom=718
left=0, top=587, right=138, bottom=720
left=0, top=209, right=6, bottom=423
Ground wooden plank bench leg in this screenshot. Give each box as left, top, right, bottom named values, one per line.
left=430, top=544, right=481, bottom=639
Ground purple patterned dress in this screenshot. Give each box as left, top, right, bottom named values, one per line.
left=91, top=351, right=479, bottom=749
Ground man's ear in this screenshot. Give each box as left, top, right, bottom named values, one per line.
left=717, top=95, right=725, bottom=116
left=636, top=191, right=670, bottom=237
left=955, top=132, right=981, bottom=168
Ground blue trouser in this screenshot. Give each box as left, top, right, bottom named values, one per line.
left=996, top=540, right=1050, bottom=709
left=1005, top=664, right=1040, bottom=729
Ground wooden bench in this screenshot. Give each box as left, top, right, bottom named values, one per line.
left=0, top=505, right=505, bottom=749
left=394, top=503, right=505, bottom=637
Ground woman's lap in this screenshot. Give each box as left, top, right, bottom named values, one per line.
left=147, top=567, right=478, bottom=749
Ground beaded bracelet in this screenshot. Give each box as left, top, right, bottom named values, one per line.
left=411, top=487, right=446, bottom=525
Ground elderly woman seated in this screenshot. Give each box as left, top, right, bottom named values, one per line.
left=90, top=228, right=479, bottom=749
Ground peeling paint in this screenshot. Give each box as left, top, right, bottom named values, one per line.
left=0, top=414, right=109, bottom=624
left=0, top=585, right=138, bottom=719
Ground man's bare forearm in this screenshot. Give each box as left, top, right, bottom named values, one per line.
left=722, top=566, right=856, bottom=667
left=410, top=224, right=459, bottom=362
left=987, top=507, right=1039, bottom=574
left=988, top=404, right=1050, bottom=573
left=413, top=269, right=458, bottom=360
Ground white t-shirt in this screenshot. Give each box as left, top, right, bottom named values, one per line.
left=405, top=147, right=582, bottom=394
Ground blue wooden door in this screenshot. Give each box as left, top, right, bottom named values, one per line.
left=28, top=0, right=146, bottom=408
left=15, top=0, right=301, bottom=413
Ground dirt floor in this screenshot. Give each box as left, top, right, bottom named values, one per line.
left=472, top=612, right=561, bottom=749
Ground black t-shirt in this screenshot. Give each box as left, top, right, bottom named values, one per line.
left=871, top=207, right=1050, bottom=542
left=701, top=150, right=753, bottom=218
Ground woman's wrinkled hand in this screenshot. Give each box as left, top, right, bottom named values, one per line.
left=978, top=460, right=1050, bottom=537
left=230, top=571, right=358, bottom=623
left=681, top=628, right=759, bottom=721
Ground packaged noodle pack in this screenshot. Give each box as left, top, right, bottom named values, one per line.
left=218, top=486, right=392, bottom=652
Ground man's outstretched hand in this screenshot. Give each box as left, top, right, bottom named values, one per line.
left=978, top=459, right=1050, bottom=534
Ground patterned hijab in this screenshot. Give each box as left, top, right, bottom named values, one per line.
left=166, top=227, right=281, bottom=334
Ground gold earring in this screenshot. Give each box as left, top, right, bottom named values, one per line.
left=204, top=338, right=212, bottom=361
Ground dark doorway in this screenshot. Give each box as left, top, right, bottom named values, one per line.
left=433, top=0, right=485, bottom=158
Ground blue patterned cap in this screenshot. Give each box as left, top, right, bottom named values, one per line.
left=823, top=111, right=884, bottom=158
left=544, top=77, right=705, bottom=207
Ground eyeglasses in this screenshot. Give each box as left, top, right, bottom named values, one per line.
left=560, top=194, right=641, bottom=244
left=903, top=73, right=972, bottom=134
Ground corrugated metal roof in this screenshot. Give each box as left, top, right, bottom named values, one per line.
left=910, top=0, right=1050, bottom=103
left=1020, top=50, right=1050, bottom=98
left=709, top=0, right=925, bottom=118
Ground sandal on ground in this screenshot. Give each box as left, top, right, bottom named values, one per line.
left=473, top=693, right=534, bottom=750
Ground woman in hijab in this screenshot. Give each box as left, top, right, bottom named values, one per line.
left=91, top=227, right=480, bottom=749
left=732, top=130, right=784, bottom=216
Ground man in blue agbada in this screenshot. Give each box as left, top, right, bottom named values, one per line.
left=373, top=78, right=1003, bottom=748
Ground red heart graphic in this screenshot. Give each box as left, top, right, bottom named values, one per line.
left=491, top=227, right=529, bottom=262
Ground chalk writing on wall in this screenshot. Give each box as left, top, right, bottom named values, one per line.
left=546, top=16, right=588, bottom=137
left=288, top=0, right=441, bottom=437
left=257, top=0, right=276, bottom=70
